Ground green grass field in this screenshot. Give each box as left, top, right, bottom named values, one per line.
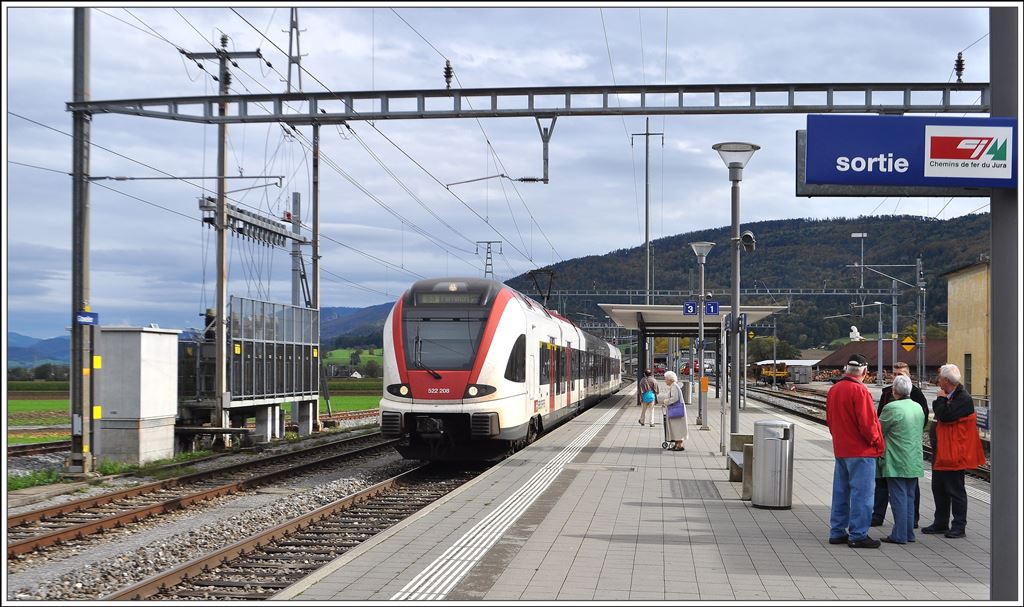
left=8, top=380, right=70, bottom=391
left=325, top=348, right=383, bottom=367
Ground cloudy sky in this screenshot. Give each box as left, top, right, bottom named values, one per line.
left=4, top=5, right=998, bottom=338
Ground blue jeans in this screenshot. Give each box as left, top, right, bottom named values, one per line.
left=830, top=457, right=876, bottom=541
left=887, top=477, right=916, bottom=543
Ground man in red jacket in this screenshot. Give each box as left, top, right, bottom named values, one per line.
left=921, top=363, right=986, bottom=539
left=826, top=354, right=885, bottom=548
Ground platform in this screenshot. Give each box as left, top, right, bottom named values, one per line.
left=277, top=385, right=991, bottom=601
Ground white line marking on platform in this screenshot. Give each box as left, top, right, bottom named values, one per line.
left=391, top=405, right=619, bottom=600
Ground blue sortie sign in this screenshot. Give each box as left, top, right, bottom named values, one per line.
left=76, top=311, right=99, bottom=325
left=683, top=301, right=698, bottom=316
left=705, top=301, right=720, bottom=315
left=805, top=115, right=1017, bottom=188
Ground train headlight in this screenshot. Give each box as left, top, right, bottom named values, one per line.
left=387, top=383, right=412, bottom=398
left=463, top=384, right=497, bottom=398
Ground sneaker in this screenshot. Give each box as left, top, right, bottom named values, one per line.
left=944, top=529, right=966, bottom=539
left=870, top=518, right=884, bottom=527
left=649, top=423, right=654, bottom=427
left=638, top=421, right=644, bottom=426
left=920, top=524, right=949, bottom=535
left=848, top=537, right=881, bottom=549
left=828, top=534, right=849, bottom=545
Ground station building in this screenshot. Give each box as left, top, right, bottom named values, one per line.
left=942, top=257, right=990, bottom=397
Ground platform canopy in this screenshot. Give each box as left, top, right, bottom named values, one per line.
left=598, top=303, right=787, bottom=338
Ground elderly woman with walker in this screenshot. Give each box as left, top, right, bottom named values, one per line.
left=662, top=371, right=689, bottom=451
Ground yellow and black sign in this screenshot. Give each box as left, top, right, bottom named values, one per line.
left=748, top=331, right=755, bottom=339
left=901, top=335, right=916, bottom=352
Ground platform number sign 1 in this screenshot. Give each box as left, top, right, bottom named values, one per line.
left=683, top=301, right=698, bottom=316
left=705, top=301, right=720, bottom=315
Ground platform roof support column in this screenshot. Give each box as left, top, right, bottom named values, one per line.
left=989, top=7, right=1018, bottom=601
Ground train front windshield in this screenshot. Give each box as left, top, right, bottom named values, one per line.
left=403, top=317, right=485, bottom=371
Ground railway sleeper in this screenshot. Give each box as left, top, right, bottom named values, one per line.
left=167, top=590, right=278, bottom=599
left=232, top=561, right=323, bottom=570
left=189, top=579, right=293, bottom=589
left=260, top=547, right=342, bottom=555
left=240, top=552, right=337, bottom=561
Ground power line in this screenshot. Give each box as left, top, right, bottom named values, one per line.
left=386, top=10, right=561, bottom=263
left=230, top=8, right=535, bottom=268
left=600, top=8, right=644, bottom=238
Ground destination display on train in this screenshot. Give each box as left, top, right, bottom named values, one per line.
left=415, top=293, right=481, bottom=305
left=805, top=115, right=1017, bottom=189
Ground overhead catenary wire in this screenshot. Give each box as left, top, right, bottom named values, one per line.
left=385, top=9, right=562, bottom=264
left=600, top=8, right=644, bottom=239
left=230, top=9, right=531, bottom=270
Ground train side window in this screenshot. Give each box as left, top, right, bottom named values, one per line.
left=539, top=344, right=549, bottom=385
left=504, top=334, right=526, bottom=383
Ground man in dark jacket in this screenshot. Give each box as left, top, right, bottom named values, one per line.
left=921, top=363, right=986, bottom=539
left=825, top=354, right=885, bottom=549
left=871, top=362, right=929, bottom=527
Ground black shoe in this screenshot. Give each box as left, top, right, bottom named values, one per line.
left=944, top=529, right=966, bottom=539
left=848, top=536, right=881, bottom=549
left=920, top=524, right=949, bottom=535
left=828, top=534, right=849, bottom=545
left=880, top=536, right=905, bottom=545
left=870, top=518, right=884, bottom=527
left=913, top=522, right=919, bottom=529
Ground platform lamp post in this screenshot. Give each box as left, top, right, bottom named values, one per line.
left=853, top=301, right=886, bottom=386
left=712, top=142, right=759, bottom=435
left=690, top=241, right=714, bottom=431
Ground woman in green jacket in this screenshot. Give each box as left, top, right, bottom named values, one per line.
left=878, top=374, right=925, bottom=544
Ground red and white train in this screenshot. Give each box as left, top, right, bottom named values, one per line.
left=379, top=277, right=622, bottom=460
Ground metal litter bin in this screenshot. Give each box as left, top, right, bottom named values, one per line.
left=752, top=419, right=795, bottom=509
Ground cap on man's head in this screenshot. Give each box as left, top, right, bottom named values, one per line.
left=847, top=354, right=869, bottom=368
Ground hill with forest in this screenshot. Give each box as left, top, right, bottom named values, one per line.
left=506, top=213, right=990, bottom=349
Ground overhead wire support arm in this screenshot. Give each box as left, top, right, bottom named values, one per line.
left=69, top=82, right=991, bottom=125
left=516, top=117, right=557, bottom=184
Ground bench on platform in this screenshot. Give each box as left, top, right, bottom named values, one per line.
left=728, top=433, right=754, bottom=501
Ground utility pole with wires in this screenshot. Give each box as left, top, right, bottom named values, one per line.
left=285, top=8, right=304, bottom=93
left=184, top=35, right=265, bottom=438
left=631, top=117, right=663, bottom=371
left=476, top=241, right=502, bottom=279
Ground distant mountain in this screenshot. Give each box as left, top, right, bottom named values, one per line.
left=7, top=332, right=41, bottom=348
left=506, top=214, right=990, bottom=350
left=320, top=302, right=392, bottom=346
left=7, top=335, right=71, bottom=367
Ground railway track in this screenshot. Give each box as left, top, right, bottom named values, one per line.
left=7, top=432, right=396, bottom=558
left=106, top=464, right=482, bottom=600
left=8, top=440, right=73, bottom=457
left=745, top=386, right=990, bottom=482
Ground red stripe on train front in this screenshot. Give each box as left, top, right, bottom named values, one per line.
left=392, top=298, right=408, bottom=384
left=468, top=289, right=514, bottom=385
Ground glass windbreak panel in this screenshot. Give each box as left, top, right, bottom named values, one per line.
left=403, top=317, right=485, bottom=371
left=266, top=303, right=277, bottom=342
left=230, top=298, right=241, bottom=339
left=302, top=308, right=312, bottom=344
left=242, top=298, right=253, bottom=340
left=254, top=302, right=265, bottom=341
left=312, top=310, right=319, bottom=346
left=282, top=306, right=292, bottom=343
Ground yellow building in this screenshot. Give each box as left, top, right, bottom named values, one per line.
left=943, top=258, right=990, bottom=396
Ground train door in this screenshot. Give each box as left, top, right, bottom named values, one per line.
left=548, top=345, right=556, bottom=412
left=566, top=345, right=573, bottom=410
left=527, top=351, right=537, bottom=411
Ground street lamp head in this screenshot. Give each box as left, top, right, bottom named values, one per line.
left=689, top=241, right=715, bottom=260
left=741, top=230, right=756, bottom=253
left=712, top=142, right=760, bottom=168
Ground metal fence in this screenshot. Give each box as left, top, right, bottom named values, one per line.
left=228, top=297, right=320, bottom=402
